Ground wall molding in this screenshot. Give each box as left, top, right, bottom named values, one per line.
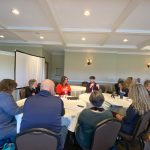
left=0, top=50, right=15, bottom=56
left=65, top=49, right=150, bottom=55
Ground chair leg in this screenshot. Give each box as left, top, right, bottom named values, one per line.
left=139, top=137, right=145, bottom=150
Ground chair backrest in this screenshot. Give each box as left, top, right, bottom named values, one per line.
left=91, top=119, right=121, bottom=150
left=15, top=128, right=59, bottom=150
left=99, top=85, right=106, bottom=93
left=133, top=110, right=150, bottom=139
left=19, top=88, right=26, bottom=99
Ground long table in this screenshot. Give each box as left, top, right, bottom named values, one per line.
left=70, top=85, right=86, bottom=97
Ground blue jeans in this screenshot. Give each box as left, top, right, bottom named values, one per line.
left=58, top=126, right=68, bottom=150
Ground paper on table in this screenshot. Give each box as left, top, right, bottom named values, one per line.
left=65, top=105, right=84, bottom=111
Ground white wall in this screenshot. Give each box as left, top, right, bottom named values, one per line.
left=64, top=51, right=150, bottom=83
left=0, top=51, right=14, bottom=80
left=51, top=53, right=64, bottom=81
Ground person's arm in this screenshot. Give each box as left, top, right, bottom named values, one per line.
left=60, top=100, right=65, bottom=116
left=68, top=85, right=71, bottom=95
left=86, top=83, right=91, bottom=93
left=56, top=84, right=62, bottom=95
left=25, top=87, right=32, bottom=98
left=123, top=105, right=137, bottom=123
left=2, top=94, right=23, bottom=116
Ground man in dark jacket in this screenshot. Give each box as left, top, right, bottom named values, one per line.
left=86, top=76, right=99, bottom=93
left=20, top=79, right=67, bottom=150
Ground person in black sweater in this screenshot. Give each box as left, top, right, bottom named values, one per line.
left=86, top=76, right=99, bottom=93
left=25, top=79, right=39, bottom=98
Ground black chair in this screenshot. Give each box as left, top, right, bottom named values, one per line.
left=119, top=110, right=150, bottom=150
left=99, top=85, right=106, bottom=93
left=15, top=128, right=59, bottom=150
left=90, top=119, right=121, bottom=150
left=19, top=88, right=26, bottom=99
left=82, top=81, right=88, bottom=87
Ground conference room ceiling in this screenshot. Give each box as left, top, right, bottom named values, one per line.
left=0, top=0, right=150, bottom=54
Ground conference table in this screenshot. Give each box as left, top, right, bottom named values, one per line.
left=70, top=85, right=86, bottom=97
left=16, top=96, right=86, bottom=133
left=16, top=93, right=132, bottom=133
left=79, top=93, right=132, bottom=115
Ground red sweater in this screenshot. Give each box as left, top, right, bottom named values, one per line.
left=56, top=84, right=71, bottom=95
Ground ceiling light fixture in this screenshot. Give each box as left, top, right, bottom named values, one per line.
left=12, top=9, right=20, bottom=15
left=123, top=38, right=128, bottom=42
left=141, top=46, right=150, bottom=51
left=40, top=36, right=44, bottom=39
left=84, top=10, right=90, bottom=16
left=82, top=37, right=86, bottom=41
left=0, top=35, right=4, bottom=38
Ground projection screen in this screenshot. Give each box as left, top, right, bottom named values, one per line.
left=15, top=50, right=45, bottom=88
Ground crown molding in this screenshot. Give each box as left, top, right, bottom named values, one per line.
left=62, top=28, right=111, bottom=33
left=0, top=40, right=62, bottom=45
left=0, top=50, right=14, bottom=56
left=66, top=43, right=137, bottom=49
left=6, top=26, right=54, bottom=32
left=65, top=48, right=150, bottom=55
left=116, top=29, right=150, bottom=35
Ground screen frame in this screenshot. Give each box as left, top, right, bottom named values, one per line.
left=14, top=50, right=45, bottom=89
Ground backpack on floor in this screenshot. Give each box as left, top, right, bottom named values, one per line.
left=2, top=143, right=15, bottom=150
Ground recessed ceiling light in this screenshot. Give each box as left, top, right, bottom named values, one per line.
left=0, top=35, right=4, bottom=38
left=123, top=38, right=128, bottom=42
left=40, top=36, right=44, bottom=39
left=82, top=37, right=86, bottom=41
left=141, top=46, right=150, bottom=50
left=84, top=10, right=90, bottom=16
left=12, top=9, right=20, bottom=15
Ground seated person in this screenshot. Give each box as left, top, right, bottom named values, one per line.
left=20, top=79, right=68, bottom=150
left=125, top=77, right=133, bottom=89
left=114, top=78, right=124, bottom=95
left=56, top=76, right=71, bottom=95
left=118, top=82, right=129, bottom=97
left=25, top=79, right=39, bottom=98
left=0, top=79, right=22, bottom=146
left=116, top=84, right=150, bottom=135
left=86, top=76, right=99, bottom=93
left=75, top=91, right=113, bottom=150
left=144, top=80, right=150, bottom=96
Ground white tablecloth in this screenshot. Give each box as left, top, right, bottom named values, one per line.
left=16, top=97, right=86, bottom=133
left=70, top=85, right=86, bottom=97
left=79, top=93, right=132, bottom=109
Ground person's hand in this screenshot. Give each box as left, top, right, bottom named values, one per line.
left=96, top=84, right=100, bottom=89
left=90, top=83, right=94, bottom=88
left=115, top=114, right=124, bottom=121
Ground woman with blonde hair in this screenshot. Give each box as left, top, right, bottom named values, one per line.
left=116, top=84, right=150, bottom=134
left=125, top=77, right=133, bottom=89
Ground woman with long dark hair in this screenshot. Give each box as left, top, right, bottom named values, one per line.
left=56, top=76, right=71, bottom=95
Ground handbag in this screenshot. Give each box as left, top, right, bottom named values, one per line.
left=2, top=143, right=15, bottom=150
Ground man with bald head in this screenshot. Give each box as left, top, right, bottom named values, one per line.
left=20, top=79, right=67, bottom=150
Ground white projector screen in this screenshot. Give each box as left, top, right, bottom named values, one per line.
left=15, top=51, right=45, bottom=88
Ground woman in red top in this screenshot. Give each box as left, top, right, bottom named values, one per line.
left=56, top=76, right=71, bottom=95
